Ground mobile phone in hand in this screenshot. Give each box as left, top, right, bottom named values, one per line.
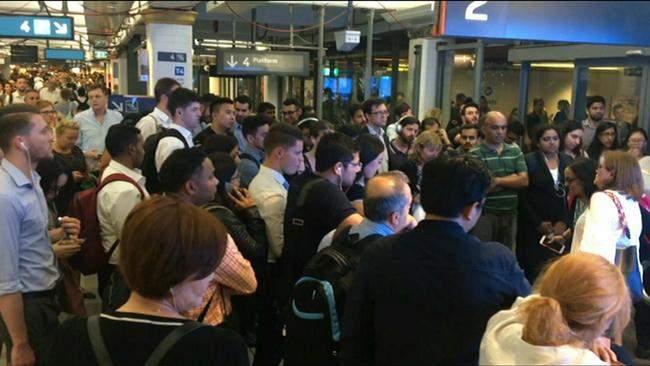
left=539, top=235, right=565, bottom=254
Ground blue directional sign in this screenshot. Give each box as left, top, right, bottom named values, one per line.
left=440, top=1, right=650, bottom=47
left=0, top=15, right=74, bottom=40
left=174, top=66, right=185, bottom=76
left=45, top=48, right=85, bottom=61
left=157, top=52, right=187, bottom=63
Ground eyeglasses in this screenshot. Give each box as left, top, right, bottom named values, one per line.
left=344, top=161, right=363, bottom=169
left=369, top=111, right=389, bottom=116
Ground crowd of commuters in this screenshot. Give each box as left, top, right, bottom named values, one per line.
left=1, top=71, right=650, bottom=366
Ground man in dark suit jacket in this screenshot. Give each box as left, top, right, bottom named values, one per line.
left=340, top=156, right=531, bottom=365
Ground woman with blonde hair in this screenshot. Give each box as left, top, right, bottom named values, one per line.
left=572, top=151, right=643, bottom=272
left=480, top=252, right=631, bottom=365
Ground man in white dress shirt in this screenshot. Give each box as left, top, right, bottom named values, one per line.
left=249, top=122, right=304, bottom=366
left=97, top=124, right=148, bottom=310
left=135, top=77, right=180, bottom=141
left=153, top=87, right=201, bottom=172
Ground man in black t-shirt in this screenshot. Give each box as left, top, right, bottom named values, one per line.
left=282, top=132, right=364, bottom=292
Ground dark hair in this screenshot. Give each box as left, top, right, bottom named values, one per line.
left=208, top=152, right=238, bottom=204
left=105, top=124, right=141, bottom=157
left=364, top=172, right=411, bottom=222
left=210, top=97, right=234, bottom=115
left=362, top=98, right=386, bottom=115
left=559, top=120, right=584, bottom=154
left=257, top=101, right=276, bottom=114
left=613, top=103, right=624, bottom=112
left=283, top=97, right=302, bottom=109
left=421, top=117, right=440, bottom=129
left=532, top=124, right=560, bottom=151
left=153, top=77, right=180, bottom=103
left=0, top=104, right=39, bottom=119
left=309, top=120, right=332, bottom=138
left=202, top=134, right=238, bottom=155
left=263, top=123, right=303, bottom=154
left=394, top=102, right=411, bottom=118
left=234, top=95, right=252, bottom=108
left=586, top=95, right=606, bottom=109
left=349, top=103, right=363, bottom=117
left=587, top=122, right=619, bottom=161
left=168, top=88, right=201, bottom=116
left=86, top=84, right=109, bottom=96
left=337, top=124, right=361, bottom=139
left=357, top=134, right=385, bottom=166
left=567, top=157, right=599, bottom=200
left=626, top=127, right=648, bottom=144
left=398, top=116, right=419, bottom=129
left=460, top=124, right=481, bottom=136
left=36, top=158, right=67, bottom=197
left=120, top=195, right=227, bottom=298
left=242, top=114, right=272, bottom=138
left=159, top=148, right=207, bottom=194
left=420, top=156, right=492, bottom=217
left=461, top=102, right=480, bottom=116
left=315, top=132, right=360, bottom=172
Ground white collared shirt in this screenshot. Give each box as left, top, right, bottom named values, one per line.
left=135, top=107, right=172, bottom=142
left=154, top=123, right=194, bottom=172
left=249, top=165, right=289, bottom=262
left=39, top=87, right=62, bottom=104
left=12, top=91, right=25, bottom=104
left=98, top=160, right=149, bottom=265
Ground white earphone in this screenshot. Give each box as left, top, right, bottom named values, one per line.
left=20, top=141, right=28, bottom=151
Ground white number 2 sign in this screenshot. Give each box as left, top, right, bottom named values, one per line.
left=465, top=1, right=489, bottom=21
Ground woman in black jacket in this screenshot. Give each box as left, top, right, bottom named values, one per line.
left=517, top=124, right=571, bottom=283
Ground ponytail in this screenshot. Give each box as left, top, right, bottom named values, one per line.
left=520, top=296, right=575, bottom=346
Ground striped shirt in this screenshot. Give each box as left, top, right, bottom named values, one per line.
left=469, top=142, right=527, bottom=213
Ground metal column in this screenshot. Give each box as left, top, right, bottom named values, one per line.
left=440, top=50, right=454, bottom=126
left=363, top=8, right=375, bottom=101
left=473, top=39, right=484, bottom=102
left=571, top=64, right=589, bottom=121
left=287, top=4, right=294, bottom=102
left=316, top=6, right=325, bottom=119
left=390, top=34, right=399, bottom=112
left=517, top=61, right=530, bottom=125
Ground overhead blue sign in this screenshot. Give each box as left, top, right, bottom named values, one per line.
left=45, top=48, right=84, bottom=61
left=0, top=15, right=74, bottom=40
left=157, top=52, right=187, bottom=63
left=440, top=1, right=650, bottom=47
left=109, top=95, right=157, bottom=114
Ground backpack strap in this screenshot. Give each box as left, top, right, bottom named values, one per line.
left=240, top=152, right=261, bottom=168
left=296, top=178, right=326, bottom=209
left=87, top=315, right=114, bottom=366
left=161, top=128, right=190, bottom=149
left=98, top=173, right=146, bottom=198
left=143, top=321, right=207, bottom=366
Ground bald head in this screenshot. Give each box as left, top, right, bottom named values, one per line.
left=484, top=111, right=506, bottom=125
left=483, top=111, right=507, bottom=145
left=364, top=171, right=412, bottom=224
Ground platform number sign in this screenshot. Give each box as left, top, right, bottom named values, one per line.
left=174, top=66, right=184, bottom=76
left=465, top=1, right=488, bottom=21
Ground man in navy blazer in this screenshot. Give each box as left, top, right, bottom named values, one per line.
left=340, top=156, right=531, bottom=365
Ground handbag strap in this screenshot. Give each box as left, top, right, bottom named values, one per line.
left=87, top=315, right=115, bottom=366
left=604, top=190, right=631, bottom=239
left=143, top=321, right=207, bottom=366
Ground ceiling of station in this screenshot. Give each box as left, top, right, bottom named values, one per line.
left=0, top=1, right=433, bottom=63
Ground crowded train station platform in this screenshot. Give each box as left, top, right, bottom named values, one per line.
left=3, top=1, right=650, bottom=365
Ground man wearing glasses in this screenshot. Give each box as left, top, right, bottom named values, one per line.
left=282, top=132, right=364, bottom=297
left=281, top=98, right=304, bottom=125
left=362, top=98, right=390, bottom=173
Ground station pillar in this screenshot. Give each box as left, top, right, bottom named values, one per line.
left=407, top=38, right=443, bottom=120
left=142, top=9, right=197, bottom=95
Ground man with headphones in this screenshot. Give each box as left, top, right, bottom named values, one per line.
left=0, top=107, right=80, bottom=366
left=388, top=116, right=419, bottom=171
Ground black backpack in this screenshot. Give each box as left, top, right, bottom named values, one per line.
left=284, top=226, right=381, bottom=366
left=141, top=128, right=189, bottom=194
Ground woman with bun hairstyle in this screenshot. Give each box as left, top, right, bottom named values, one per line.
left=480, top=252, right=631, bottom=365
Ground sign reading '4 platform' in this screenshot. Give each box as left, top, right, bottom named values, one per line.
left=216, top=49, right=310, bottom=77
